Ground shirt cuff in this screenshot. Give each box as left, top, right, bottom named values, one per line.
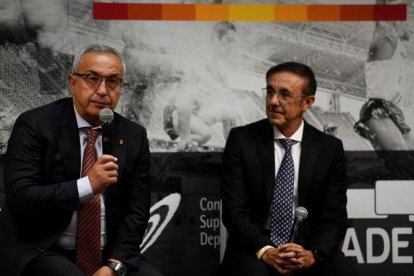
left=77, top=176, right=95, bottom=203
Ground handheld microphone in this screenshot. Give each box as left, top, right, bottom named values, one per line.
left=289, top=207, right=308, bottom=243
left=99, top=108, right=114, bottom=155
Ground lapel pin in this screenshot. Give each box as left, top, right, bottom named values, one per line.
left=119, top=139, right=124, bottom=145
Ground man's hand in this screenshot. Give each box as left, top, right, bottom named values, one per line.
left=295, top=247, right=316, bottom=270
left=261, top=244, right=302, bottom=275
left=88, top=155, right=118, bottom=194
left=93, top=266, right=116, bottom=276
left=93, top=259, right=125, bottom=276
left=261, top=243, right=316, bottom=275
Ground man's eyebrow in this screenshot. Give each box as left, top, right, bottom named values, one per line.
left=81, top=70, right=98, bottom=75
left=278, top=88, right=291, bottom=93
left=83, top=70, right=121, bottom=77
left=108, top=74, right=122, bottom=78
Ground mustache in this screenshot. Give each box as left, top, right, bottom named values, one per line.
left=267, top=104, right=284, bottom=114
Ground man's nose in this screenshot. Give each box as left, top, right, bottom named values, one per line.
left=96, top=79, right=108, bottom=96
left=268, top=93, right=281, bottom=105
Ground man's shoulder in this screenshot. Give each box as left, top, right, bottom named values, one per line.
left=17, top=98, right=71, bottom=123
left=225, top=119, right=271, bottom=148
left=304, top=121, right=343, bottom=147
left=113, top=112, right=147, bottom=134
left=231, top=118, right=270, bottom=134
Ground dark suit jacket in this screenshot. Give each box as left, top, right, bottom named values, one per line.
left=0, top=98, right=151, bottom=276
left=221, top=119, right=347, bottom=259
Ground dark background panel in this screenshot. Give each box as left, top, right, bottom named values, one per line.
left=1, top=152, right=414, bottom=276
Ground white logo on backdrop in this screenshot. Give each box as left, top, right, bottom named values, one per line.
left=141, top=193, right=181, bottom=253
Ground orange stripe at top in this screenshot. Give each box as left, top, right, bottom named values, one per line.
left=162, top=4, right=195, bottom=21
left=128, top=4, right=161, bottom=20
left=308, top=5, right=341, bottom=21
left=195, top=4, right=229, bottom=21
left=92, top=3, right=407, bottom=22
left=275, top=5, right=308, bottom=22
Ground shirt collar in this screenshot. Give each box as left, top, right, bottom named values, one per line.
left=272, top=120, right=304, bottom=143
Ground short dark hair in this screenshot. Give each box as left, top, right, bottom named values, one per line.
left=265, top=62, right=317, bottom=96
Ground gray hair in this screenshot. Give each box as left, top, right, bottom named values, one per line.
left=71, top=45, right=126, bottom=76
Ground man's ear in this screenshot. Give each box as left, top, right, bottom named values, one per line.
left=302, top=95, right=315, bottom=112
left=67, top=74, right=75, bottom=90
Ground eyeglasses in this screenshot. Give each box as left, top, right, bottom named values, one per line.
left=261, top=88, right=307, bottom=104
left=73, top=73, right=123, bottom=90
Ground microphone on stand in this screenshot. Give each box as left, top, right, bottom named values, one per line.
left=289, top=207, right=308, bottom=243
left=99, top=108, right=114, bottom=155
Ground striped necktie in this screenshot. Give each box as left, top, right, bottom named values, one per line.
left=76, top=128, right=101, bottom=276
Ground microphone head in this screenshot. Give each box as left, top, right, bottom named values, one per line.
left=295, top=207, right=308, bottom=221
left=99, top=108, right=114, bottom=124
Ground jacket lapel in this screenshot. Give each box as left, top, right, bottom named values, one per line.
left=256, top=120, right=276, bottom=205
left=111, top=115, right=125, bottom=177
left=103, top=115, right=126, bottom=202
left=55, top=99, right=81, bottom=179
left=298, top=122, right=320, bottom=205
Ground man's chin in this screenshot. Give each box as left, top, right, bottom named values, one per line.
left=87, top=107, right=109, bottom=124
left=82, top=113, right=101, bottom=126
left=267, top=116, right=285, bottom=127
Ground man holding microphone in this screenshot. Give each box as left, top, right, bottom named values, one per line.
left=0, top=45, right=161, bottom=276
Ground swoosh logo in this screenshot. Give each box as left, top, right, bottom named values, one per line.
left=140, top=193, right=181, bottom=253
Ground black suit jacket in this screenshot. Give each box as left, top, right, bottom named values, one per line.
left=221, top=119, right=347, bottom=259
left=0, top=98, right=151, bottom=275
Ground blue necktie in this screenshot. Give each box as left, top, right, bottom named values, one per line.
left=270, top=139, right=295, bottom=246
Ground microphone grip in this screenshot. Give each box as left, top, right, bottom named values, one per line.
left=102, top=122, right=113, bottom=155
left=289, top=218, right=301, bottom=243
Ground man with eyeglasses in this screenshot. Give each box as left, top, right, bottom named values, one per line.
left=0, top=45, right=162, bottom=276
left=220, top=62, right=358, bottom=276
